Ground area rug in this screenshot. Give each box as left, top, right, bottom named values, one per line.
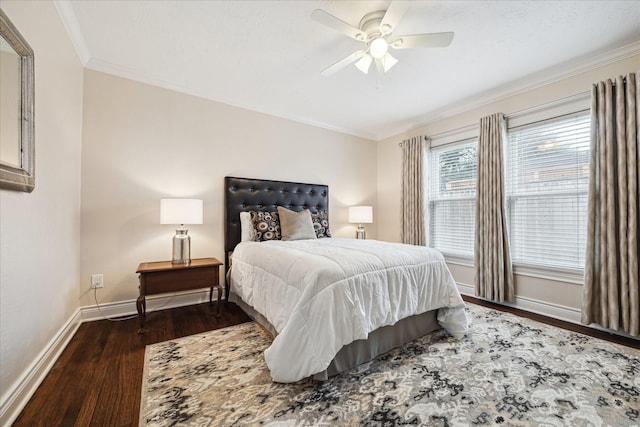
left=140, top=304, right=639, bottom=426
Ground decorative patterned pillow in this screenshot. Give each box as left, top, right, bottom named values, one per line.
left=310, top=210, right=332, bottom=238
left=250, top=211, right=281, bottom=241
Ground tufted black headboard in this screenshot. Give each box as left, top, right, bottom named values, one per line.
left=224, top=176, right=329, bottom=298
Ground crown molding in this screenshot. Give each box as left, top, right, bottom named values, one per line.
left=405, top=41, right=640, bottom=134
left=84, top=57, right=378, bottom=142
left=53, top=0, right=91, bottom=66
left=46, top=2, right=639, bottom=143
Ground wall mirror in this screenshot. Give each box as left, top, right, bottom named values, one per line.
left=0, top=8, right=34, bottom=192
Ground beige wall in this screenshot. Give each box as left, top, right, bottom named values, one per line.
left=80, top=69, right=377, bottom=306
left=0, top=0, right=83, bottom=409
left=377, top=55, right=639, bottom=314
left=0, top=1, right=634, bottom=416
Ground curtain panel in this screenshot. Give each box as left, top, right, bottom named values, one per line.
left=401, top=136, right=427, bottom=246
left=582, top=72, right=639, bottom=337
left=475, top=113, right=515, bottom=302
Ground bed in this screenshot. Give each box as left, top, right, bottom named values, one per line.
left=224, top=176, right=468, bottom=383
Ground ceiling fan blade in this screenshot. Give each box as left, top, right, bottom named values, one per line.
left=379, top=1, right=410, bottom=35
left=311, top=9, right=366, bottom=41
left=390, top=32, right=454, bottom=49
left=321, top=50, right=367, bottom=76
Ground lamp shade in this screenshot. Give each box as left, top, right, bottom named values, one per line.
left=348, top=206, right=373, bottom=224
left=160, top=199, right=203, bottom=225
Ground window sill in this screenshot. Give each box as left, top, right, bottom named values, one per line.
left=440, top=255, right=584, bottom=285
left=441, top=254, right=474, bottom=267
left=513, top=263, right=584, bottom=285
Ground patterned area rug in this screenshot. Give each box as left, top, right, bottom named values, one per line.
left=140, top=304, right=640, bottom=426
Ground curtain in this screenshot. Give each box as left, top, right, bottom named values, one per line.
left=401, top=136, right=427, bottom=246
left=475, top=113, right=515, bottom=302
left=582, top=72, right=639, bottom=337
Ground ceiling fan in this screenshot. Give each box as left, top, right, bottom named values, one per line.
left=311, top=1, right=454, bottom=77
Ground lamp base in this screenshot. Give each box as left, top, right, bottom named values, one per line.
left=355, top=224, right=366, bottom=240
left=172, top=229, right=191, bottom=264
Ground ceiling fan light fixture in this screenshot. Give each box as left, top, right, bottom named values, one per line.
left=311, top=2, right=454, bottom=78
left=381, top=53, right=398, bottom=72
left=355, top=54, right=373, bottom=74
left=369, top=37, right=388, bottom=59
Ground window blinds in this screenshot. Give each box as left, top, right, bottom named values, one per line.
left=506, top=111, right=590, bottom=270
left=428, top=139, right=477, bottom=257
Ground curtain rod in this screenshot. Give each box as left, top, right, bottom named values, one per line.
left=507, top=91, right=590, bottom=120
left=595, top=73, right=635, bottom=86
left=398, top=135, right=428, bottom=147
left=427, top=123, right=478, bottom=143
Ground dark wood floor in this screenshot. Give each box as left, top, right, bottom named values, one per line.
left=13, top=302, right=251, bottom=427
left=13, top=297, right=638, bottom=426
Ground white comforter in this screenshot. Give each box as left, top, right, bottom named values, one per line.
left=229, top=238, right=468, bottom=383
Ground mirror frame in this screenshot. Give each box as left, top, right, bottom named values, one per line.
left=0, top=8, right=34, bottom=193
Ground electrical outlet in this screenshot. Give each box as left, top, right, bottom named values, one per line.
left=91, top=274, right=104, bottom=289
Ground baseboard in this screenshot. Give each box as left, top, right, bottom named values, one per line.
left=0, top=309, right=82, bottom=427
left=81, top=288, right=215, bottom=322
left=1, top=289, right=216, bottom=426
left=456, top=282, right=581, bottom=324
left=457, top=282, right=640, bottom=342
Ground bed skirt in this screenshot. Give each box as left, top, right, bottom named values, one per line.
left=229, top=292, right=440, bottom=381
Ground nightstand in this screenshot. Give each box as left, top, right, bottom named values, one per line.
left=136, top=257, right=223, bottom=333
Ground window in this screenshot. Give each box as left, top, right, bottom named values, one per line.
left=425, top=102, right=591, bottom=280
left=506, top=111, right=590, bottom=272
left=428, top=139, right=477, bottom=258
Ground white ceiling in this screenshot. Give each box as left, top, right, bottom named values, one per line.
left=55, top=0, right=640, bottom=141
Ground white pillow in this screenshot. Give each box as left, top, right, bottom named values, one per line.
left=277, top=207, right=317, bottom=241
left=240, top=211, right=256, bottom=242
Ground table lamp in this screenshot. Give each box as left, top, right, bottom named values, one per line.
left=160, top=199, right=203, bottom=264
left=348, top=206, right=373, bottom=239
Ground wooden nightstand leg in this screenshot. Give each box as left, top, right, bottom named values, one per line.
left=136, top=295, right=146, bottom=334
left=210, top=286, right=222, bottom=317
left=216, top=283, right=222, bottom=317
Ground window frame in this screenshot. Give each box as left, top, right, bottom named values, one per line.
left=505, top=108, right=591, bottom=284
left=427, top=137, right=478, bottom=262
left=423, top=92, right=591, bottom=283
